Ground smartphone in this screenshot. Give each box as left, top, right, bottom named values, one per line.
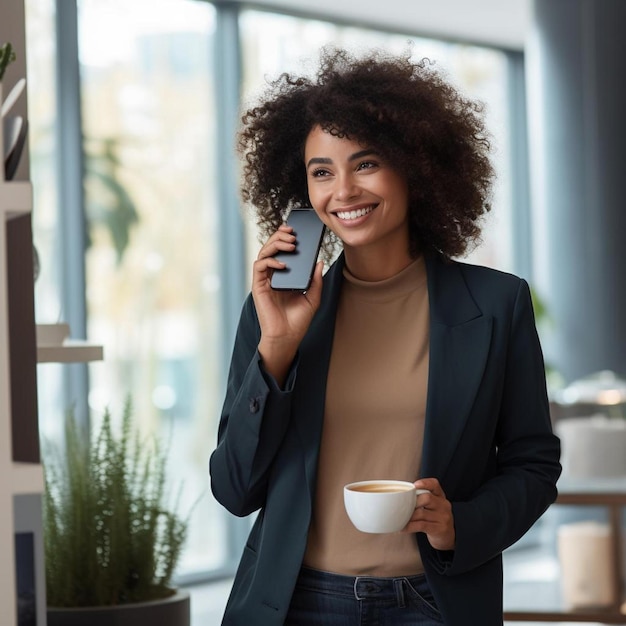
left=270, top=208, right=326, bottom=291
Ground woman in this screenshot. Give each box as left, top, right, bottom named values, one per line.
left=210, top=47, right=561, bottom=626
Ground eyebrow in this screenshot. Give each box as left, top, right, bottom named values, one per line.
left=306, top=148, right=378, bottom=169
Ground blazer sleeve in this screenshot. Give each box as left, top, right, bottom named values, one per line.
left=209, top=294, right=298, bottom=517
left=433, top=279, right=562, bottom=576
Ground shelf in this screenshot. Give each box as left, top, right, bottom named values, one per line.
left=36, top=323, right=103, bottom=363
left=0, top=181, right=32, bottom=218
left=10, top=463, right=44, bottom=495
left=504, top=608, right=626, bottom=623
left=37, top=340, right=104, bottom=363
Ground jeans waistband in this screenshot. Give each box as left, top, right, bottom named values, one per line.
left=297, top=566, right=427, bottom=601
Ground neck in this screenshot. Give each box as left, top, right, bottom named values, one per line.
left=343, top=246, right=415, bottom=281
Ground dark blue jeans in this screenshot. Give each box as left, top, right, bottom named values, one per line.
left=285, top=567, right=444, bottom=625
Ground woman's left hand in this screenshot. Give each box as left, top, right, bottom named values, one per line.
left=402, top=477, right=455, bottom=551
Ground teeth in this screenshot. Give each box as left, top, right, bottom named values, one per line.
left=336, top=206, right=374, bottom=220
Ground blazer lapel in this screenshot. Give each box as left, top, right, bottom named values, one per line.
left=421, top=255, right=493, bottom=479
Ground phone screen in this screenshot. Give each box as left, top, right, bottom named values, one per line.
left=270, top=208, right=326, bottom=291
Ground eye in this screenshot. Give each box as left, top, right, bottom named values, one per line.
left=310, top=167, right=331, bottom=178
left=356, top=160, right=379, bottom=171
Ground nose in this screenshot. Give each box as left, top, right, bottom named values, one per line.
left=334, top=173, right=361, bottom=202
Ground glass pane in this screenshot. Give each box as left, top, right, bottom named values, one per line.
left=25, top=0, right=60, bottom=320
left=25, top=0, right=66, bottom=442
left=77, top=0, right=224, bottom=576
left=239, top=10, right=512, bottom=274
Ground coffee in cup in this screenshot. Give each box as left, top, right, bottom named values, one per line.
left=343, top=480, right=428, bottom=533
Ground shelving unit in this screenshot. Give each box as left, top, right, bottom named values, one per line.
left=11, top=462, right=45, bottom=495
left=1, top=51, right=103, bottom=619
left=0, top=180, right=32, bottom=216
left=0, top=170, right=39, bottom=625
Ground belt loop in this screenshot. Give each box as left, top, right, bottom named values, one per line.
left=353, top=576, right=363, bottom=600
left=395, top=578, right=406, bottom=608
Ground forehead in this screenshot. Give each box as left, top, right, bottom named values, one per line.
left=304, top=125, right=371, bottom=160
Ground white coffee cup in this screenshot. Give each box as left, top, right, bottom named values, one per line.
left=343, top=480, right=428, bottom=534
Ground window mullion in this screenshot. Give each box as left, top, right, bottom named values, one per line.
left=55, top=0, right=90, bottom=427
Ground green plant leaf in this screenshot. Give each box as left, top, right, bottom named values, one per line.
left=0, top=42, right=17, bottom=81
left=43, top=397, right=189, bottom=607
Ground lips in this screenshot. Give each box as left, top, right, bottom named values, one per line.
left=335, top=205, right=375, bottom=220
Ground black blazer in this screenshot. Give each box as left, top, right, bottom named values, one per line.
left=210, top=253, right=561, bottom=626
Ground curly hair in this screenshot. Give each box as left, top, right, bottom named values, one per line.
left=238, top=47, right=494, bottom=260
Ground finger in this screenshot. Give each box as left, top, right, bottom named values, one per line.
left=414, top=491, right=452, bottom=518
left=402, top=508, right=450, bottom=531
left=402, top=515, right=456, bottom=549
left=414, top=477, right=445, bottom=497
left=410, top=499, right=442, bottom=520
left=415, top=490, right=432, bottom=510
left=273, top=225, right=295, bottom=240
left=401, top=516, right=441, bottom=534
left=257, top=243, right=294, bottom=263
left=259, top=227, right=296, bottom=247
left=252, top=257, right=287, bottom=281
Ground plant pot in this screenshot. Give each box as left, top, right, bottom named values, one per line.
left=47, top=589, right=190, bottom=626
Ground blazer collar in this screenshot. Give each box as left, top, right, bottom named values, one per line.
left=424, top=253, right=482, bottom=326
left=421, top=253, right=493, bottom=479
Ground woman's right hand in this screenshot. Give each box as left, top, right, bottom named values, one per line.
left=252, top=224, right=323, bottom=386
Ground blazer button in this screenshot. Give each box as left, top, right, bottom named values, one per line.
left=249, top=398, right=260, bottom=413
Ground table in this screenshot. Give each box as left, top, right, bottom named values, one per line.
left=504, top=479, right=626, bottom=623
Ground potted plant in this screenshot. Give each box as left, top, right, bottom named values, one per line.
left=43, top=398, right=191, bottom=626
left=0, top=42, right=16, bottom=81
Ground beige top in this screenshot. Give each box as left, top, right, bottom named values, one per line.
left=303, top=256, right=430, bottom=576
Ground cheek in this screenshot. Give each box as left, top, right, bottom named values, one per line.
left=306, top=184, right=325, bottom=210
left=390, top=181, right=410, bottom=216
left=306, top=196, right=333, bottom=229
left=312, top=206, right=331, bottom=228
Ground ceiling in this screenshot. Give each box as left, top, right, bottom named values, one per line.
left=230, top=0, right=533, bottom=50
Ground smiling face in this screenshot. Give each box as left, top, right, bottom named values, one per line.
left=304, top=125, right=412, bottom=280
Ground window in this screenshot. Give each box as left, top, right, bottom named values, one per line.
left=77, top=0, right=223, bottom=576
